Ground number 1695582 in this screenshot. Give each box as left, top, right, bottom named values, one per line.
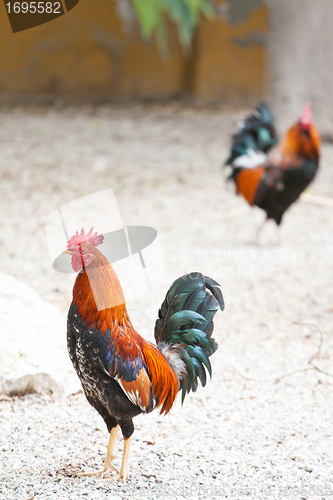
left=5, top=2, right=61, bottom=13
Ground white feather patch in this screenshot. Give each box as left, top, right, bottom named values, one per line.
left=233, top=150, right=267, bottom=169
left=158, top=342, right=186, bottom=381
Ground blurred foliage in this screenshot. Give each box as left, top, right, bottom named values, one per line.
left=130, top=0, right=214, bottom=49
left=128, top=0, right=263, bottom=50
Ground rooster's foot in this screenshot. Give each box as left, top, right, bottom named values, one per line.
left=78, top=461, right=120, bottom=478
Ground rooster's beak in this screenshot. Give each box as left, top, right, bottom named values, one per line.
left=62, top=250, right=71, bottom=255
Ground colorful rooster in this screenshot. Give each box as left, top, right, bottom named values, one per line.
left=225, top=102, right=321, bottom=239
left=64, top=228, right=224, bottom=482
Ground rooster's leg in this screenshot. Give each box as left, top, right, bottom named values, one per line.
left=101, top=435, right=132, bottom=483
left=118, top=436, right=132, bottom=483
left=79, top=425, right=120, bottom=477
left=100, top=435, right=132, bottom=483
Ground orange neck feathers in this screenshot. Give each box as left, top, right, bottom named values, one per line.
left=277, top=123, right=321, bottom=163
left=72, top=247, right=132, bottom=334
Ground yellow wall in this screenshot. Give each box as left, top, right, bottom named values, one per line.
left=0, top=0, right=267, bottom=103
left=194, top=7, right=267, bottom=103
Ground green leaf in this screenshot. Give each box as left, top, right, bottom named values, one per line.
left=129, top=0, right=217, bottom=50
left=131, top=0, right=163, bottom=39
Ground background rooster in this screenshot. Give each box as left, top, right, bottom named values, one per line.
left=225, top=102, right=321, bottom=240
left=64, top=228, right=224, bottom=483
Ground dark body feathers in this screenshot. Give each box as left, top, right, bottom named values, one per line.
left=67, top=305, right=144, bottom=438
left=253, top=157, right=319, bottom=225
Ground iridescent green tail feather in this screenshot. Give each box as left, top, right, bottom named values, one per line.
left=154, top=273, right=224, bottom=402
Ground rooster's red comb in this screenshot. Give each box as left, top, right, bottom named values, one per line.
left=67, top=227, right=104, bottom=249
left=299, top=102, right=312, bottom=129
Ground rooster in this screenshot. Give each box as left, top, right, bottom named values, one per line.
left=225, top=102, right=320, bottom=239
left=64, top=228, right=224, bottom=483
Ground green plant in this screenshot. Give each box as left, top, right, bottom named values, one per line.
left=130, top=0, right=215, bottom=49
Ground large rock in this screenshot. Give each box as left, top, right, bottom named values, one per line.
left=0, top=273, right=80, bottom=396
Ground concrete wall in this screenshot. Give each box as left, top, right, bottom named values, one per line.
left=267, top=0, right=333, bottom=137
left=0, top=0, right=267, bottom=103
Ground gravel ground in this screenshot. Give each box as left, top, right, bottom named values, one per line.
left=1, top=103, right=333, bottom=499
